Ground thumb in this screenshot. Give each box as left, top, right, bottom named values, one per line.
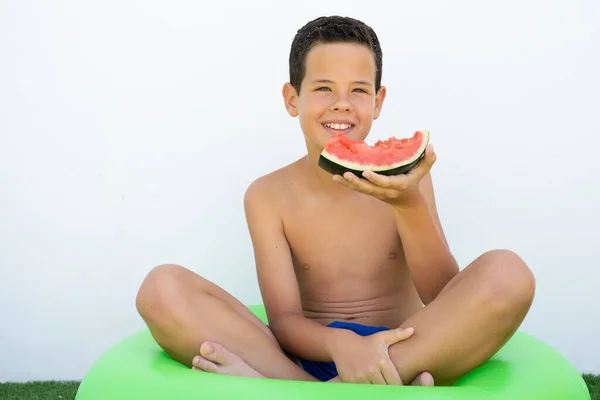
left=379, top=327, right=415, bottom=346
left=409, top=144, right=436, bottom=178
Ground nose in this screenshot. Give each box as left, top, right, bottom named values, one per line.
left=330, top=94, right=352, bottom=112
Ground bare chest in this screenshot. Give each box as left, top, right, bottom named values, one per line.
left=282, top=194, right=406, bottom=288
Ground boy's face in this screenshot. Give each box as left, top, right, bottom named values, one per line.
left=283, top=42, right=386, bottom=151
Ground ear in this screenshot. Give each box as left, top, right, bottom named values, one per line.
left=373, top=85, right=387, bottom=120
left=282, top=83, right=299, bottom=117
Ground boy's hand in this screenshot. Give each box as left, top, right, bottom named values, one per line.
left=326, top=326, right=415, bottom=385
left=333, top=144, right=436, bottom=209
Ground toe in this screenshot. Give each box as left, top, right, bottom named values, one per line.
left=410, top=372, right=435, bottom=386
left=192, top=355, right=219, bottom=373
left=421, top=372, right=434, bottom=386
left=200, top=342, right=234, bottom=365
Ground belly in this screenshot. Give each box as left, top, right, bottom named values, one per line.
left=296, top=263, right=423, bottom=328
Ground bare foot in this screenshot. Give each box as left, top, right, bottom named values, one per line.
left=410, top=371, right=435, bottom=386
left=328, top=372, right=434, bottom=386
left=191, top=342, right=264, bottom=378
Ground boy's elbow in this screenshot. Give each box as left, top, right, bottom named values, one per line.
left=267, top=311, right=299, bottom=334
left=267, top=312, right=302, bottom=348
left=422, top=261, right=460, bottom=304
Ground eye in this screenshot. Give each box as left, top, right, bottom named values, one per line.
left=315, top=87, right=331, bottom=91
left=353, top=88, right=368, bottom=93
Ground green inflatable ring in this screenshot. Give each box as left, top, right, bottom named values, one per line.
left=76, top=305, right=590, bottom=400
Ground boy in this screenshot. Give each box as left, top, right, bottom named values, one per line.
left=135, top=15, right=535, bottom=386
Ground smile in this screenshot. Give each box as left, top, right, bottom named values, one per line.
left=322, top=122, right=355, bottom=134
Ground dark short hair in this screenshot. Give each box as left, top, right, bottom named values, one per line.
left=288, top=16, right=383, bottom=94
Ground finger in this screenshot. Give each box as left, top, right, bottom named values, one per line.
left=342, top=172, right=399, bottom=198
left=379, top=327, right=415, bottom=346
left=332, top=174, right=345, bottom=184
left=380, top=358, right=403, bottom=386
left=348, top=374, right=369, bottom=384
left=337, top=370, right=365, bottom=385
left=334, top=172, right=363, bottom=189
left=407, top=144, right=436, bottom=179
left=367, top=369, right=387, bottom=385
left=361, top=170, right=393, bottom=188
left=361, top=170, right=405, bottom=188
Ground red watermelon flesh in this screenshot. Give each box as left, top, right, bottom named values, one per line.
left=318, top=130, right=430, bottom=176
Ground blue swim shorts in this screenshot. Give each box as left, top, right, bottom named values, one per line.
left=296, top=321, right=390, bottom=382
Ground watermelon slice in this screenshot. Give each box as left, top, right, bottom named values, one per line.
left=318, top=130, right=430, bottom=176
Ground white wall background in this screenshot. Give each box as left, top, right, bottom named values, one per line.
left=1, top=0, right=599, bottom=382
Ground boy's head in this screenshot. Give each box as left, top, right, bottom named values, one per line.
left=282, top=16, right=387, bottom=151
left=288, top=16, right=383, bottom=96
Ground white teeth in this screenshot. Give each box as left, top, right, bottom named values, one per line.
left=325, top=123, right=352, bottom=130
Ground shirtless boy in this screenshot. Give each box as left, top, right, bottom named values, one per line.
left=136, top=15, right=535, bottom=386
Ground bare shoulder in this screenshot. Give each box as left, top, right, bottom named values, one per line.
left=244, top=161, right=299, bottom=210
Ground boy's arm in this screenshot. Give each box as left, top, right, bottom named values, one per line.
left=334, top=146, right=459, bottom=305
left=244, top=177, right=420, bottom=385
left=243, top=178, right=339, bottom=362
left=392, top=172, right=459, bottom=304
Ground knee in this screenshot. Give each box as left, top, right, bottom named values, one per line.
left=476, top=249, right=536, bottom=312
left=135, top=264, right=189, bottom=324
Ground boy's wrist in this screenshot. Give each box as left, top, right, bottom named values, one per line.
left=391, top=190, right=427, bottom=214
left=324, top=327, right=357, bottom=358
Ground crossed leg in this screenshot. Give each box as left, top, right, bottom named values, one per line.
left=387, top=249, right=535, bottom=385
left=135, top=263, right=430, bottom=384
left=135, top=263, right=313, bottom=381
left=136, top=249, right=534, bottom=386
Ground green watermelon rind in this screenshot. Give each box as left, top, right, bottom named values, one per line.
left=318, top=130, right=430, bottom=177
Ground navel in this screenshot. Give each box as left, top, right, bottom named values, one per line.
left=388, top=251, right=397, bottom=260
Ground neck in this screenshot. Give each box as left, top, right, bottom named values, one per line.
left=303, top=138, right=349, bottom=194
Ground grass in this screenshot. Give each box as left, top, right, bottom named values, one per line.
left=0, top=381, right=80, bottom=400
left=585, top=374, right=600, bottom=399
left=1, top=376, right=599, bottom=399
